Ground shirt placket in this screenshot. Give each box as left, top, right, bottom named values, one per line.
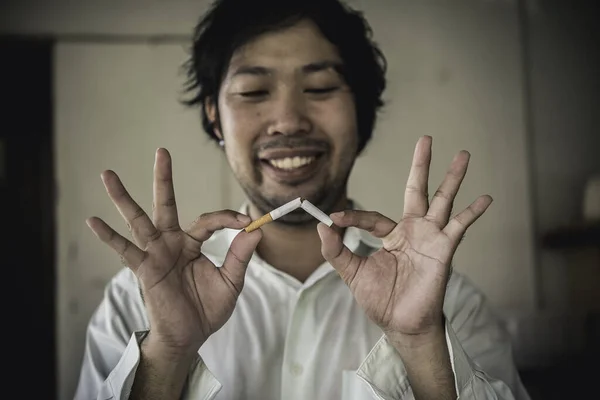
left=280, top=282, right=323, bottom=400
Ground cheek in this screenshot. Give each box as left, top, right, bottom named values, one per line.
left=314, top=97, right=358, bottom=150
left=219, top=102, right=262, bottom=175
left=218, top=97, right=263, bottom=138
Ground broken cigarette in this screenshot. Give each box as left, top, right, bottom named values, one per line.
left=300, top=199, right=334, bottom=227
left=244, top=197, right=302, bottom=232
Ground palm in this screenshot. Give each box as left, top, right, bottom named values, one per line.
left=321, top=136, right=492, bottom=336
left=87, top=148, right=261, bottom=354
left=131, top=231, right=234, bottom=351
left=350, top=218, right=454, bottom=335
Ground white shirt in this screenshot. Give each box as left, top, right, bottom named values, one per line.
left=74, top=203, right=531, bottom=400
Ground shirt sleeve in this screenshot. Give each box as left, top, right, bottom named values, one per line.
left=73, top=269, right=222, bottom=400
left=355, top=273, right=531, bottom=400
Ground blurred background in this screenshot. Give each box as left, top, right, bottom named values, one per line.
left=0, top=0, right=598, bottom=399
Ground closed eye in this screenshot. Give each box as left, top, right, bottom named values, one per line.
left=305, top=87, right=339, bottom=94
left=240, top=90, right=268, bottom=97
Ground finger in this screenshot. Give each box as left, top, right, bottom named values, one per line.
left=404, top=136, right=432, bottom=218
left=101, top=170, right=159, bottom=247
left=86, top=217, right=146, bottom=271
left=330, top=210, right=396, bottom=238
left=220, top=229, right=263, bottom=291
left=153, top=148, right=180, bottom=231
left=186, top=210, right=252, bottom=243
left=317, top=223, right=364, bottom=285
left=426, top=150, right=470, bottom=226
left=443, top=195, right=493, bottom=242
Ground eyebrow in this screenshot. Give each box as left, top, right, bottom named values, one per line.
left=232, top=65, right=272, bottom=77
left=302, top=61, right=343, bottom=74
left=231, top=60, right=344, bottom=78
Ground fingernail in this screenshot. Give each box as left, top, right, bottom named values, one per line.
left=237, top=214, right=251, bottom=223
left=316, top=223, right=325, bottom=239
left=330, top=211, right=344, bottom=218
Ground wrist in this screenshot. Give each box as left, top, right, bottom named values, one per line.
left=386, top=322, right=446, bottom=351
left=130, top=332, right=200, bottom=399
left=386, top=323, right=456, bottom=399
left=142, top=332, right=203, bottom=364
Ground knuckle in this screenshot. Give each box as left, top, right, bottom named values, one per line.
left=190, top=209, right=240, bottom=233
left=433, top=189, right=452, bottom=200
left=455, top=216, right=468, bottom=227
left=370, top=211, right=384, bottom=220
left=198, top=212, right=212, bottom=220
left=162, top=222, right=180, bottom=232
left=147, top=229, right=162, bottom=243
left=200, top=209, right=238, bottom=220
left=120, top=240, right=131, bottom=256
left=229, top=250, right=247, bottom=266
left=403, top=212, right=422, bottom=219
left=405, top=185, right=422, bottom=193
left=162, top=197, right=176, bottom=207
left=131, top=207, right=146, bottom=222
left=221, top=209, right=240, bottom=218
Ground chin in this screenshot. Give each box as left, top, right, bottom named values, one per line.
left=262, top=182, right=323, bottom=204
left=275, top=208, right=316, bottom=225
left=243, top=174, right=347, bottom=218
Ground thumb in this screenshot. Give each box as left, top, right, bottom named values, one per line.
left=317, top=223, right=363, bottom=283
left=221, top=229, right=263, bottom=289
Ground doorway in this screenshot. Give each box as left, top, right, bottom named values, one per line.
left=0, top=36, right=55, bottom=399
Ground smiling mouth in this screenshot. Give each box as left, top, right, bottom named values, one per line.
left=258, top=147, right=326, bottom=170
left=265, top=155, right=318, bottom=170
left=257, top=150, right=326, bottom=184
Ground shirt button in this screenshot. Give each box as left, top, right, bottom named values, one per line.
left=290, top=362, right=303, bottom=376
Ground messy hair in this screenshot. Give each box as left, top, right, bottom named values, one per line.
left=182, top=0, right=387, bottom=154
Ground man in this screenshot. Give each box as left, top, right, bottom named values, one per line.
left=75, top=0, right=530, bottom=399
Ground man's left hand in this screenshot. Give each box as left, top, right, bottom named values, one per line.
left=317, top=135, right=493, bottom=345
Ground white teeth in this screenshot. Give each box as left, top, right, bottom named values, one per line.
left=269, top=156, right=316, bottom=170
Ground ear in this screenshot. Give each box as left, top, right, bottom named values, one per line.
left=204, top=97, right=222, bottom=139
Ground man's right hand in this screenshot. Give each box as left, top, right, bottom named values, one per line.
left=86, top=148, right=262, bottom=360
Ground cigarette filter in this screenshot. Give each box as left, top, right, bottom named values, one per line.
left=244, top=197, right=302, bottom=232
left=300, top=200, right=333, bottom=227
left=244, top=213, right=273, bottom=233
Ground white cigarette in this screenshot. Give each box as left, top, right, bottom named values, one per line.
left=270, top=197, right=302, bottom=220
left=244, top=197, right=302, bottom=232
left=300, top=200, right=333, bottom=227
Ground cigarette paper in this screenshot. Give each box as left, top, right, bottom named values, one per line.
left=270, top=197, right=302, bottom=220
left=244, top=197, right=302, bottom=232
left=300, top=200, right=333, bottom=227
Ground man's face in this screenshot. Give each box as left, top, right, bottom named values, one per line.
left=212, top=19, right=359, bottom=223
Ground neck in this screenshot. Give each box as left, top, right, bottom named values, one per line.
left=249, top=196, right=348, bottom=282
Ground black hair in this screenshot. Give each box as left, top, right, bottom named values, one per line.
left=182, top=0, right=387, bottom=154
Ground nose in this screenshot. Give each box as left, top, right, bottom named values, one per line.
left=267, top=92, right=312, bottom=136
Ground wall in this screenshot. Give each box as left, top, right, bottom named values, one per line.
left=527, top=1, right=600, bottom=310
left=2, top=1, right=540, bottom=399
left=54, top=42, right=235, bottom=400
